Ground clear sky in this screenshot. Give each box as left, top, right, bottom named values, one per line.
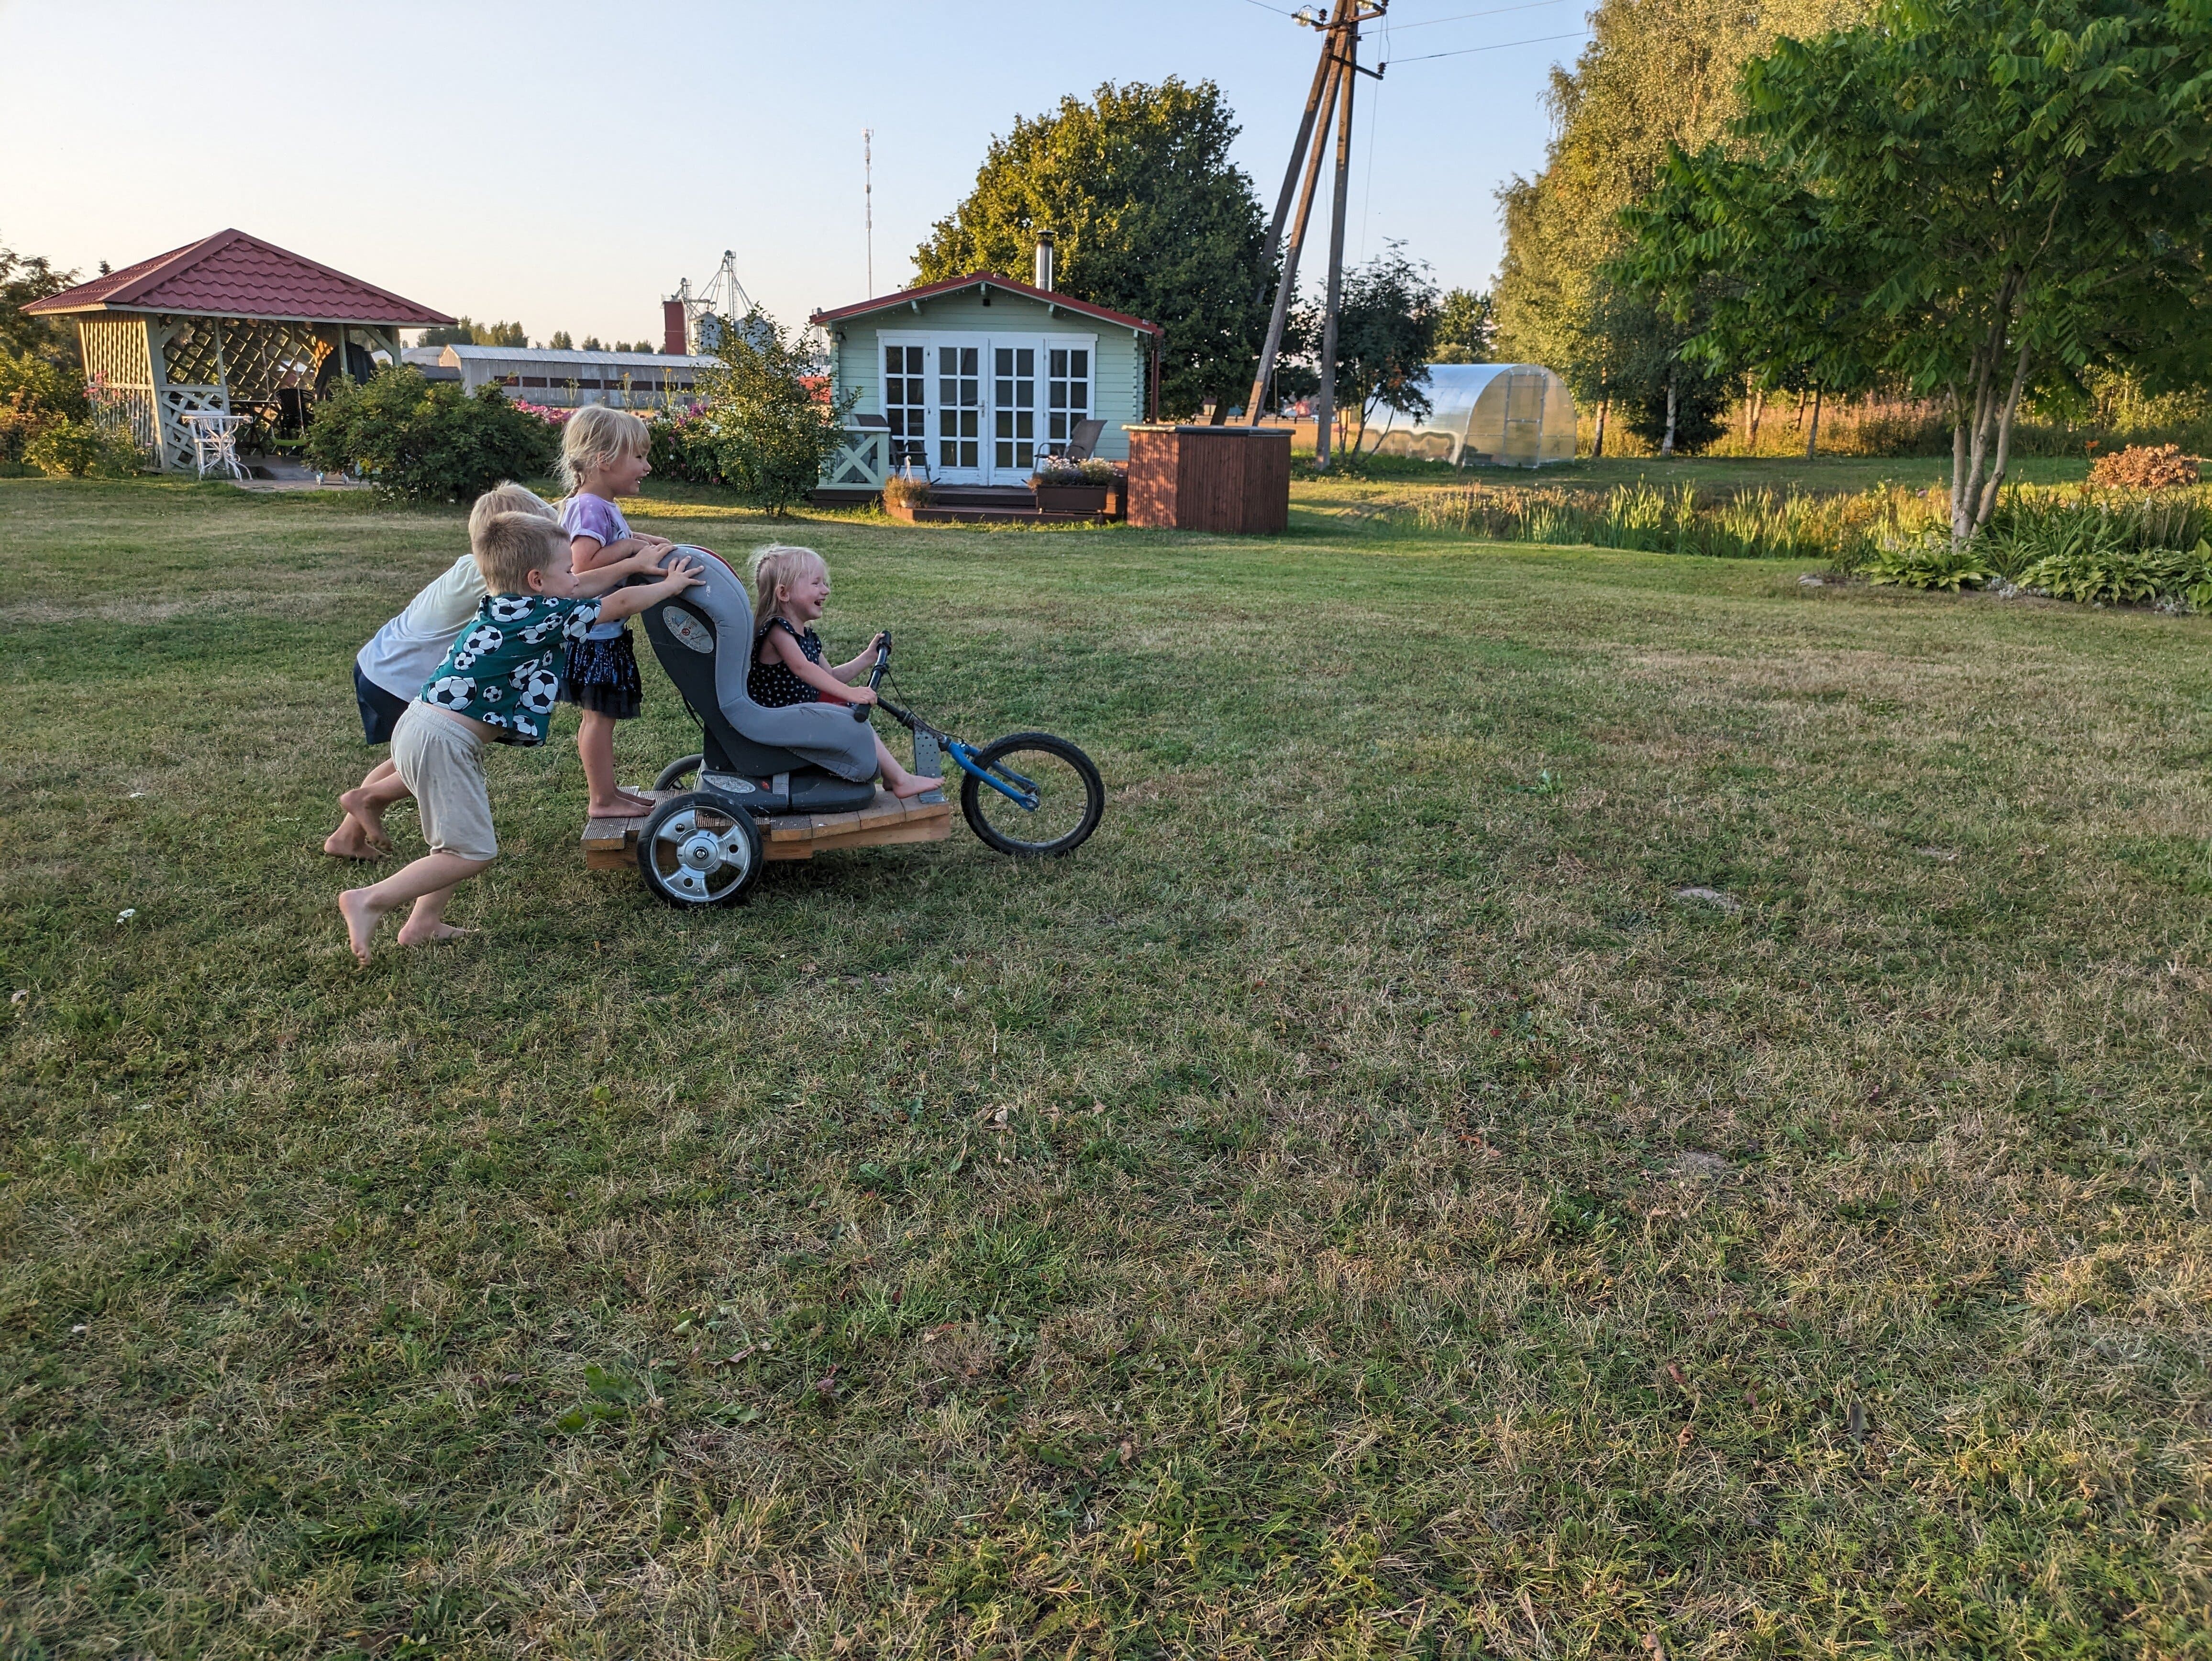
left=0, top=0, right=1582, bottom=345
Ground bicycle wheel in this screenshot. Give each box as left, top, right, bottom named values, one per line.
left=654, top=753, right=704, bottom=792
left=959, top=732, right=1104, bottom=856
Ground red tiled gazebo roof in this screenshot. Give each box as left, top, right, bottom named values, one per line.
left=23, top=228, right=453, bottom=326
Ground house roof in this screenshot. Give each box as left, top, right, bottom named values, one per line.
left=810, top=273, right=1161, bottom=336
left=22, top=229, right=454, bottom=326
left=436, top=344, right=720, bottom=371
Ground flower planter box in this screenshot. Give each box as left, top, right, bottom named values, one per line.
left=1033, top=483, right=1111, bottom=515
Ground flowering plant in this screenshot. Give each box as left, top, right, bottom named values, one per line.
left=511, top=399, right=571, bottom=425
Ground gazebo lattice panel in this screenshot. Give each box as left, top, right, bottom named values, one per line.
left=78, top=317, right=158, bottom=453
left=162, top=319, right=226, bottom=390
left=157, top=386, right=228, bottom=473
left=221, top=320, right=327, bottom=403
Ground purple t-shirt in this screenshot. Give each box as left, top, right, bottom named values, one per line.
left=561, top=493, right=632, bottom=641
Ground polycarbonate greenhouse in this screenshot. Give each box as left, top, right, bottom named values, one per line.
left=1358, top=364, right=1577, bottom=467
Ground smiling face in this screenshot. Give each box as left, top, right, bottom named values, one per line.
left=590, top=443, right=652, bottom=498
left=776, top=561, right=830, bottom=623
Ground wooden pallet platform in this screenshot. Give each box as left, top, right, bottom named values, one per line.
left=885, top=499, right=1114, bottom=527
left=583, top=788, right=951, bottom=871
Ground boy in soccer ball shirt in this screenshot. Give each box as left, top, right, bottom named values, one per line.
left=339, top=512, right=702, bottom=963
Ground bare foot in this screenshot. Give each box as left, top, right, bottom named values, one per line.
left=590, top=791, right=657, bottom=818
left=337, top=787, right=395, bottom=850
left=323, top=817, right=378, bottom=860
left=396, top=919, right=475, bottom=948
left=888, top=772, right=943, bottom=799
left=339, top=889, right=387, bottom=964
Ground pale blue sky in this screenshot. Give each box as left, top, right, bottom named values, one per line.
left=1, top=0, right=1583, bottom=344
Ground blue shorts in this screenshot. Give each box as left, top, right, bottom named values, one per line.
left=354, top=664, right=410, bottom=745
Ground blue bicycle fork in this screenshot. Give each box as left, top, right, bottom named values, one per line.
left=946, top=739, right=1040, bottom=811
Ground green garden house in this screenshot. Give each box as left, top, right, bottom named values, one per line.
left=810, top=244, right=1161, bottom=501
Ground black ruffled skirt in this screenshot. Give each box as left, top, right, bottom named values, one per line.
left=561, top=628, right=643, bottom=719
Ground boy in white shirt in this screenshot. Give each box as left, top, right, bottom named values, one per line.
left=325, top=484, right=553, bottom=859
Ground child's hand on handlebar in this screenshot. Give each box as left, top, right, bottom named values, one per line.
left=847, top=686, right=879, bottom=706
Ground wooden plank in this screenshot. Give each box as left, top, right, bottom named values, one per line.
left=764, top=815, right=952, bottom=861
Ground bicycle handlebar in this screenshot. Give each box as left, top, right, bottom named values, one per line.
left=854, top=631, right=890, bottom=721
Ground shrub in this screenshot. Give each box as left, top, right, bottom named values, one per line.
left=304, top=368, right=558, bottom=505
left=23, top=416, right=145, bottom=478
left=693, top=308, right=857, bottom=513
left=2088, top=442, right=2200, bottom=491
left=0, top=349, right=89, bottom=465
left=1860, top=534, right=1996, bottom=591
left=2017, top=538, right=2212, bottom=607
left=648, top=412, right=724, bottom=485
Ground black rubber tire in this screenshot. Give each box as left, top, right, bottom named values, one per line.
left=960, top=732, right=1104, bottom=856
left=654, top=753, right=705, bottom=792
left=636, top=791, right=763, bottom=908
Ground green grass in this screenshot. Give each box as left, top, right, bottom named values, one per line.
left=4, top=476, right=2210, bottom=1659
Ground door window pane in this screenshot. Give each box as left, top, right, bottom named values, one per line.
left=993, top=346, right=1037, bottom=471
left=884, top=344, right=926, bottom=467
left=1048, top=347, right=1089, bottom=444
left=937, top=345, right=978, bottom=469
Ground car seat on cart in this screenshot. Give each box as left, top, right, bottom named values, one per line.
left=636, top=546, right=881, bottom=815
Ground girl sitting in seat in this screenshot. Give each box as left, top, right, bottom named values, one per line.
left=747, top=543, right=940, bottom=799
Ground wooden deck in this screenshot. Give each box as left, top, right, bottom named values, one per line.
left=583, top=787, right=952, bottom=871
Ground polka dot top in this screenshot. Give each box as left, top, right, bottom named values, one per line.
left=749, top=617, right=828, bottom=708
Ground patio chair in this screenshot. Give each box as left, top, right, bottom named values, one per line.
left=183, top=411, right=246, bottom=481
left=1063, top=418, right=1106, bottom=462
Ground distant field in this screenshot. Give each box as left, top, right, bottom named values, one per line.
left=3, top=477, right=2208, bottom=1659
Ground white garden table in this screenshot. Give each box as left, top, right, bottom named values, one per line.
left=179, top=410, right=248, bottom=480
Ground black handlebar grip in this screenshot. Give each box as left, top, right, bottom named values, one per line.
left=853, top=632, right=890, bottom=721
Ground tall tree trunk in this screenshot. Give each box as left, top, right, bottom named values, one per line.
left=1660, top=371, right=1678, bottom=457
left=1749, top=385, right=1765, bottom=447
left=1804, top=386, right=1822, bottom=460
left=1593, top=394, right=1608, bottom=459
left=1950, top=272, right=2025, bottom=543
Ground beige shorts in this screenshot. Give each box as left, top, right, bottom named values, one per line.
left=391, top=702, right=498, bottom=861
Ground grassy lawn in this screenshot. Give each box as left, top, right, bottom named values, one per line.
left=4, top=476, right=2209, bottom=1659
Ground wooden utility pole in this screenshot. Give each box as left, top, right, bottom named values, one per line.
left=1241, top=1, right=1385, bottom=476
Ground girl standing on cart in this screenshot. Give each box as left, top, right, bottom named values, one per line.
left=559, top=407, right=675, bottom=819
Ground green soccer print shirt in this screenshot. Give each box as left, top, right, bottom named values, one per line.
left=420, top=593, right=600, bottom=745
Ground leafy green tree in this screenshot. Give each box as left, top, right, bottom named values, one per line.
left=547, top=331, right=575, bottom=351
left=1288, top=244, right=1440, bottom=454
left=696, top=307, right=858, bottom=515
left=2, top=241, right=81, bottom=368
left=916, top=78, right=1270, bottom=420
left=1433, top=288, right=1494, bottom=364
left=1493, top=0, right=1863, bottom=450
left=1624, top=0, right=2212, bottom=539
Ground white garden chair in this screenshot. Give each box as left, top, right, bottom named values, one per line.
left=181, top=410, right=247, bottom=481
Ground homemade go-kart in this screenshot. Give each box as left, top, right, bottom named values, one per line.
left=579, top=546, right=1104, bottom=907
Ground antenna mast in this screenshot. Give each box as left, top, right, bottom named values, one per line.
left=864, top=129, right=875, bottom=295
left=1243, top=0, right=1385, bottom=472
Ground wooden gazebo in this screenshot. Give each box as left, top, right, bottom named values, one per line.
left=24, top=228, right=453, bottom=471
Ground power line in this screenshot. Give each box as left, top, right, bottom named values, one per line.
left=1386, top=28, right=1590, bottom=62
left=1384, top=0, right=1573, bottom=31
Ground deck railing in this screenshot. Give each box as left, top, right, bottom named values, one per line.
left=820, top=422, right=891, bottom=492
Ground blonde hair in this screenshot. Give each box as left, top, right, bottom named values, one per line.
left=473, top=510, right=569, bottom=594
left=558, top=404, right=651, bottom=491
left=749, top=543, right=827, bottom=631
left=467, top=481, right=555, bottom=547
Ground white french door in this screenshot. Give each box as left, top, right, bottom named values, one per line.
left=881, top=332, right=1094, bottom=486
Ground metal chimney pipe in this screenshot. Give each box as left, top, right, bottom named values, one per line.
left=1034, top=232, right=1055, bottom=292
